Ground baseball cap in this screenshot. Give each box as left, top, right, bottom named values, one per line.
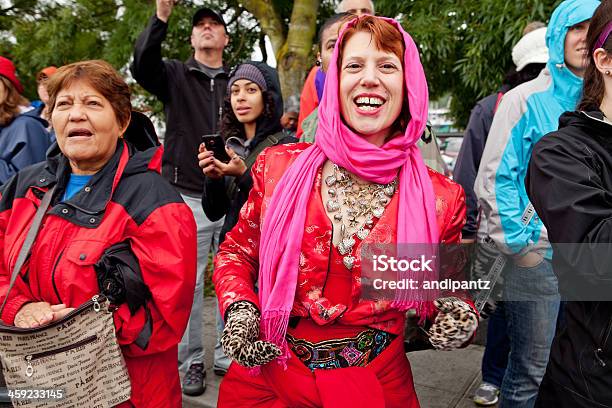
left=192, top=7, right=227, bottom=33
left=37, top=66, right=58, bottom=83
left=512, top=27, right=549, bottom=71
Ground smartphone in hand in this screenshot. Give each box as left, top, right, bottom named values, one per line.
left=202, top=134, right=231, bottom=163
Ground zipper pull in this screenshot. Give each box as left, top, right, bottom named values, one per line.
left=596, top=348, right=607, bottom=367
left=92, top=295, right=101, bottom=312
left=210, top=78, right=214, bottom=92
left=25, top=355, right=33, bottom=377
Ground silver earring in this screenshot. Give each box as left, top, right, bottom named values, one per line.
left=606, top=70, right=611, bottom=75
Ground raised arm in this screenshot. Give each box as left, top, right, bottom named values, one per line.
left=130, top=0, right=177, bottom=101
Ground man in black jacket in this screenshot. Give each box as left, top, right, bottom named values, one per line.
left=131, top=0, right=229, bottom=396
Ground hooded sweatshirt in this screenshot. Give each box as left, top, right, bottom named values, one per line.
left=0, top=109, right=50, bottom=185
left=474, top=0, right=599, bottom=256
left=202, top=62, right=296, bottom=244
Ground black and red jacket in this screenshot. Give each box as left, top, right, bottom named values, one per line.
left=0, top=136, right=197, bottom=407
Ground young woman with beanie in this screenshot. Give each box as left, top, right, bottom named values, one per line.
left=197, top=62, right=296, bottom=378
left=198, top=61, right=296, bottom=245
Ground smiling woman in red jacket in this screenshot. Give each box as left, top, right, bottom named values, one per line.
left=0, top=60, right=197, bottom=407
left=213, top=16, right=478, bottom=408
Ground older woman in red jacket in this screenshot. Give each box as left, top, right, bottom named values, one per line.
left=214, top=16, right=477, bottom=407
left=0, top=60, right=196, bottom=407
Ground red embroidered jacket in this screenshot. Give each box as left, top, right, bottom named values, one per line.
left=214, top=143, right=467, bottom=335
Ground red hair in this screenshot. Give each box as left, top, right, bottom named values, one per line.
left=337, top=15, right=409, bottom=134
left=338, top=15, right=405, bottom=69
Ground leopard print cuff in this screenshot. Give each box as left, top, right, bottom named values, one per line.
left=221, top=301, right=281, bottom=367
left=428, top=297, right=478, bottom=350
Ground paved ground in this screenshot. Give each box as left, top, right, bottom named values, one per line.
left=182, top=298, right=497, bottom=408
left=0, top=296, right=494, bottom=407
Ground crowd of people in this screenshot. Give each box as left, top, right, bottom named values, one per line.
left=456, top=0, right=612, bottom=407
left=0, top=0, right=611, bottom=406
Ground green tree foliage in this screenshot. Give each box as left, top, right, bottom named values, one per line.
left=2, top=0, right=565, bottom=127
left=1, top=0, right=339, bottom=109
left=377, top=0, right=561, bottom=127
left=0, top=0, right=258, bottom=113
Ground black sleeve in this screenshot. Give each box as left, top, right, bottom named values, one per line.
left=453, top=102, right=491, bottom=239
left=202, top=177, right=230, bottom=222
left=526, top=134, right=612, bottom=294
left=131, top=15, right=171, bottom=102
left=235, top=171, right=254, bottom=199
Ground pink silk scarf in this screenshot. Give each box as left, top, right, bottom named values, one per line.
left=257, top=16, right=440, bottom=365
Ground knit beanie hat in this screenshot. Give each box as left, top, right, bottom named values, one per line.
left=227, top=64, right=267, bottom=92
left=0, top=57, right=24, bottom=93
left=512, top=27, right=549, bottom=71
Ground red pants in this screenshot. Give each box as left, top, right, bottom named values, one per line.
left=217, top=336, right=420, bottom=408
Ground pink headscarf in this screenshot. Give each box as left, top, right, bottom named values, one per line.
left=257, top=16, right=439, bottom=365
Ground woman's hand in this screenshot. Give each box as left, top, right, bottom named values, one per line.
left=221, top=301, right=282, bottom=367
left=427, top=297, right=478, bottom=350
left=198, top=144, right=247, bottom=179
left=198, top=144, right=224, bottom=179
left=219, top=147, right=247, bottom=177
left=14, top=302, right=75, bottom=328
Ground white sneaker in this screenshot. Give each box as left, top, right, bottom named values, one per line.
left=473, top=382, right=499, bottom=406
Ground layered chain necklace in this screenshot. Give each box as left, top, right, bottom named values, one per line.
left=325, top=164, right=397, bottom=270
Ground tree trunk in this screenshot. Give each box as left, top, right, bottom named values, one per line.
left=242, top=0, right=319, bottom=101
left=241, top=0, right=286, bottom=55
left=276, top=0, right=319, bottom=100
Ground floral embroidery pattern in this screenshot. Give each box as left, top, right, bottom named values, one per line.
left=214, top=144, right=468, bottom=335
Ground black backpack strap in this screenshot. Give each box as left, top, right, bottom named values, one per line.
left=134, top=304, right=153, bottom=350
left=244, top=133, right=280, bottom=169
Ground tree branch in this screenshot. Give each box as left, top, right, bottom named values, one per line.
left=259, top=31, right=267, bottom=62
left=226, top=7, right=246, bottom=27
left=240, top=0, right=285, bottom=55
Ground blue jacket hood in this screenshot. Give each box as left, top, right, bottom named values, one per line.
left=546, top=0, right=599, bottom=107
left=20, top=108, right=48, bottom=126
left=0, top=109, right=51, bottom=185
left=0, top=108, right=48, bottom=132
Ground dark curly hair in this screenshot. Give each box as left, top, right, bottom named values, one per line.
left=219, top=89, right=276, bottom=140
